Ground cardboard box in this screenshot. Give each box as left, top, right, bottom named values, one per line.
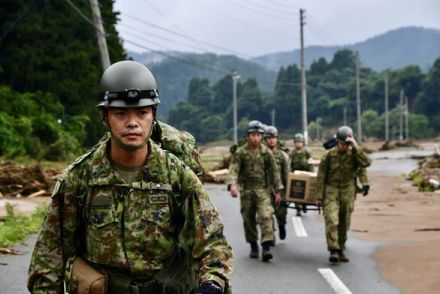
left=285, top=171, right=318, bottom=204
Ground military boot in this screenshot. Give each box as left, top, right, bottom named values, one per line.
left=249, top=242, right=259, bottom=258
left=279, top=224, right=286, bottom=240
left=338, top=250, right=349, bottom=262
left=329, top=249, right=340, bottom=263
left=262, top=242, right=273, bottom=262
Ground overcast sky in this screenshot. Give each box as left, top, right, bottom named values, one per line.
left=114, top=0, right=440, bottom=58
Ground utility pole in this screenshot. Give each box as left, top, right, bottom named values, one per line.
left=343, top=106, right=347, bottom=125
left=355, top=51, right=362, bottom=142
left=89, top=0, right=110, bottom=69
left=405, top=96, right=409, bottom=140
left=232, top=71, right=240, bottom=145
left=271, top=109, right=276, bottom=126
left=399, top=89, right=404, bottom=140
left=384, top=74, right=389, bottom=141
left=300, top=8, right=308, bottom=145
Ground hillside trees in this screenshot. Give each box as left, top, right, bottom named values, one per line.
left=0, top=0, right=126, bottom=148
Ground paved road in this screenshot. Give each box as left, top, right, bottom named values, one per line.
left=206, top=183, right=400, bottom=294
left=1, top=184, right=404, bottom=294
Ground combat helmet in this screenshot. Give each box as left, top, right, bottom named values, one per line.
left=247, top=120, right=265, bottom=134
left=293, top=133, right=305, bottom=142
left=336, top=126, right=353, bottom=144
left=97, top=60, right=160, bottom=108
left=264, top=126, right=278, bottom=138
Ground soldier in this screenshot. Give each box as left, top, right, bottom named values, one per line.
left=290, top=133, right=313, bottom=216
left=227, top=120, right=283, bottom=262
left=27, top=61, right=232, bottom=294
left=315, top=126, right=371, bottom=263
left=264, top=126, right=289, bottom=240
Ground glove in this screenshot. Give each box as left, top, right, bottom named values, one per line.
left=194, top=281, right=223, bottom=294
left=362, top=185, right=370, bottom=196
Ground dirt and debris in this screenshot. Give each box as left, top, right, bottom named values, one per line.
left=379, top=140, right=420, bottom=151
left=0, top=162, right=62, bottom=198
left=408, top=152, right=440, bottom=191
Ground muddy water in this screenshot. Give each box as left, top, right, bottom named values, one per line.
left=369, top=148, right=435, bottom=176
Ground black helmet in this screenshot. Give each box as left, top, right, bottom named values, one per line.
left=336, top=126, right=353, bottom=144
left=294, top=133, right=305, bottom=142
left=264, top=126, right=278, bottom=138
left=97, top=60, right=160, bottom=108
left=247, top=120, right=265, bottom=134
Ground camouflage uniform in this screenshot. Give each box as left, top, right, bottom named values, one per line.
left=316, top=147, right=371, bottom=251
left=226, top=143, right=283, bottom=244
left=290, top=149, right=313, bottom=172
left=270, top=149, right=289, bottom=226
left=27, top=138, right=232, bottom=293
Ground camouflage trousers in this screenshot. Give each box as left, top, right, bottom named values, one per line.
left=239, top=187, right=274, bottom=244
left=322, top=185, right=356, bottom=251
left=271, top=191, right=287, bottom=226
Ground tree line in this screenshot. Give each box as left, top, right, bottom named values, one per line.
left=169, top=49, right=440, bottom=143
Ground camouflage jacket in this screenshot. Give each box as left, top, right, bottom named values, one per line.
left=316, top=147, right=372, bottom=200
left=290, top=149, right=313, bottom=172
left=28, top=138, right=232, bottom=293
left=271, top=148, right=290, bottom=189
left=97, top=120, right=204, bottom=181
left=226, top=143, right=283, bottom=191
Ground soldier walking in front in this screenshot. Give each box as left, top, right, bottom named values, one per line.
left=27, top=61, right=232, bottom=294
left=227, top=120, right=283, bottom=262
left=264, top=126, right=289, bottom=240
left=316, top=126, right=371, bottom=263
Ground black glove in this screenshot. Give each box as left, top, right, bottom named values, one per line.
left=194, top=281, right=223, bottom=294
left=362, top=185, right=370, bottom=196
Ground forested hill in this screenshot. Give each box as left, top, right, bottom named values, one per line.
left=252, top=27, right=440, bottom=71
left=135, top=53, right=277, bottom=118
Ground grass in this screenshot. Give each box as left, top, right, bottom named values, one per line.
left=0, top=203, right=47, bottom=248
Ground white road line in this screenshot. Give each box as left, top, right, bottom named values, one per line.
left=291, top=216, right=308, bottom=237
left=318, top=268, right=353, bottom=294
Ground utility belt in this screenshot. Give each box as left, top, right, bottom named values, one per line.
left=107, top=272, right=165, bottom=294
left=71, top=257, right=165, bottom=294
left=240, top=178, right=267, bottom=189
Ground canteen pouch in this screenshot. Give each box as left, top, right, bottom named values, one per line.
left=70, top=257, right=108, bottom=294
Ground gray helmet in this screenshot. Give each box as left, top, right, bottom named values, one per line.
left=336, top=126, right=353, bottom=144
left=294, top=133, right=305, bottom=142
left=247, top=120, right=265, bottom=134
left=264, top=126, right=278, bottom=138
left=97, top=60, right=160, bottom=108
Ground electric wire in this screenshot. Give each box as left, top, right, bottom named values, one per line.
left=0, top=0, right=36, bottom=43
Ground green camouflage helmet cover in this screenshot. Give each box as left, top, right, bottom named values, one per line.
left=336, top=126, right=353, bottom=144
left=264, top=126, right=278, bottom=138
left=247, top=120, right=265, bottom=134
left=97, top=60, right=160, bottom=108
left=294, top=133, right=305, bottom=142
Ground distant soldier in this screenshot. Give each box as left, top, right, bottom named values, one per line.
left=316, top=126, right=371, bottom=263
left=264, top=126, right=289, bottom=240
left=290, top=133, right=314, bottom=216
left=227, top=120, right=283, bottom=262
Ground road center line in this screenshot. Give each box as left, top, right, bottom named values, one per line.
left=291, top=216, right=308, bottom=237
left=318, top=268, right=352, bottom=294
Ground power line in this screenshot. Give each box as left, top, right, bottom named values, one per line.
left=265, top=0, right=301, bottom=10
left=142, top=0, right=207, bottom=52
left=307, top=13, right=338, bottom=45
left=118, top=24, right=205, bottom=53
left=122, top=38, right=230, bottom=75
left=0, top=0, right=36, bottom=43
left=192, top=0, right=295, bottom=38
left=224, top=0, right=296, bottom=22
left=240, top=0, right=298, bottom=17
left=63, top=0, right=104, bottom=35
left=122, top=13, right=252, bottom=58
